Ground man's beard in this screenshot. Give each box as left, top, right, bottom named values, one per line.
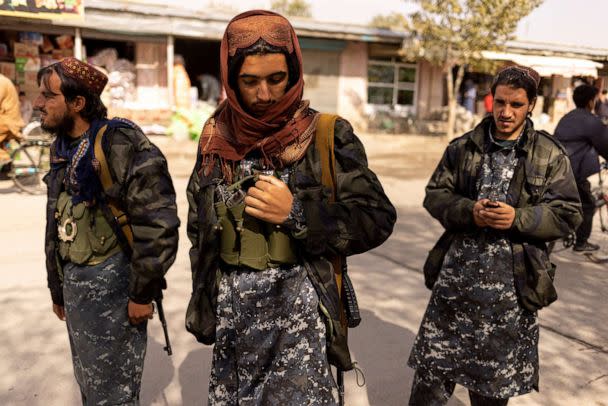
left=41, top=111, right=75, bottom=138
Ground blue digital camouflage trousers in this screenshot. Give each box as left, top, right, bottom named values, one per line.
left=63, top=252, right=147, bottom=406
left=209, top=265, right=338, bottom=405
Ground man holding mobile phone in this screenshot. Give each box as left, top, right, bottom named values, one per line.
left=407, top=66, right=582, bottom=405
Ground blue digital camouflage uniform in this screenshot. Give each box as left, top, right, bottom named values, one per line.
left=45, top=121, right=179, bottom=406
left=186, top=118, right=396, bottom=403
left=63, top=252, right=147, bottom=405
left=208, top=157, right=338, bottom=405
left=408, top=131, right=539, bottom=399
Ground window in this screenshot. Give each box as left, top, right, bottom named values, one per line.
left=367, top=60, right=417, bottom=107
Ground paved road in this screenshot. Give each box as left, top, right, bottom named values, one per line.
left=0, top=134, right=606, bottom=405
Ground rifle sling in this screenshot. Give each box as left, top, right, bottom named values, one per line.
left=93, top=124, right=134, bottom=250
left=314, top=114, right=347, bottom=325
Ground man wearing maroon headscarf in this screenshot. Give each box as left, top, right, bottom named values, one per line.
left=185, top=10, right=396, bottom=405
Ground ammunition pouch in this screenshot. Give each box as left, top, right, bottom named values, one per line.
left=56, top=192, right=121, bottom=265
left=215, top=200, right=298, bottom=271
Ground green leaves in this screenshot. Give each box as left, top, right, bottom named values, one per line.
left=407, top=0, right=543, bottom=67
left=270, top=0, right=312, bottom=18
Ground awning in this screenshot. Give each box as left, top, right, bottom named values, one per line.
left=481, top=51, right=603, bottom=77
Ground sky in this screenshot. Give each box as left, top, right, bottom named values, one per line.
left=514, top=0, right=608, bottom=50
left=153, top=0, right=608, bottom=50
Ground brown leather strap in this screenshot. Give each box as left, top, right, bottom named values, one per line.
left=93, top=124, right=134, bottom=250
left=315, top=114, right=347, bottom=326
left=315, top=114, right=338, bottom=203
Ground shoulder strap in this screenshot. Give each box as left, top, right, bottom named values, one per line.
left=93, top=125, right=134, bottom=250
left=314, top=114, right=346, bottom=314
left=315, top=114, right=339, bottom=202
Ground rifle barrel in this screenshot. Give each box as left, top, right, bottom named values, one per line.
left=155, top=298, right=173, bottom=356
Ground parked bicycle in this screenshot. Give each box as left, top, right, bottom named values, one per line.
left=0, top=120, right=51, bottom=194
left=548, top=160, right=608, bottom=262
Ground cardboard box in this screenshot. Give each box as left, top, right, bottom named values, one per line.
left=13, top=42, right=39, bottom=58
left=0, top=62, right=16, bottom=81
left=52, top=48, right=73, bottom=60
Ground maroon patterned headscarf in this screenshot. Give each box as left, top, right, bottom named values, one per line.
left=198, top=10, right=317, bottom=177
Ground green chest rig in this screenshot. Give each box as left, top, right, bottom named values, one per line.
left=215, top=172, right=298, bottom=271
left=56, top=191, right=121, bottom=266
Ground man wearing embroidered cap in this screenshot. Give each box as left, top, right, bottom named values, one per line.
left=185, top=10, right=395, bottom=405
left=406, top=66, right=582, bottom=405
left=35, top=57, right=179, bottom=405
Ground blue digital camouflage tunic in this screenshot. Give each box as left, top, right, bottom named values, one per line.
left=63, top=252, right=147, bottom=406
left=408, top=133, right=539, bottom=398
left=209, top=158, right=338, bottom=406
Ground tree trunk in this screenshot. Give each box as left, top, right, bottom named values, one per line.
left=446, top=65, right=466, bottom=140
left=445, top=67, right=455, bottom=139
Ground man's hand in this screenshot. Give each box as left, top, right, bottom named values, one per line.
left=53, top=304, right=66, bottom=321
left=128, top=300, right=154, bottom=325
left=479, top=200, right=516, bottom=230
left=244, top=174, right=293, bottom=224
left=473, top=199, right=490, bottom=227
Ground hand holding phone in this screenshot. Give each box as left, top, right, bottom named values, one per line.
left=484, top=200, right=501, bottom=208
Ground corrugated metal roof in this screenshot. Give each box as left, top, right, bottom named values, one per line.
left=77, top=0, right=405, bottom=43
left=506, top=40, right=608, bottom=61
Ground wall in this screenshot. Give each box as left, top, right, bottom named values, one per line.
left=415, top=59, right=444, bottom=119
left=337, top=41, right=368, bottom=131
left=301, top=48, right=340, bottom=115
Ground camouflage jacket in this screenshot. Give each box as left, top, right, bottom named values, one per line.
left=185, top=117, right=396, bottom=369
left=44, top=122, right=180, bottom=306
left=423, top=117, right=582, bottom=311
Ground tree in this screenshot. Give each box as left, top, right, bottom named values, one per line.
left=378, top=0, right=543, bottom=139
left=369, top=12, right=409, bottom=31
left=270, top=0, right=312, bottom=18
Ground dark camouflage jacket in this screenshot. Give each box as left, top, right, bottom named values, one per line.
left=44, top=122, right=180, bottom=306
left=423, top=117, right=582, bottom=311
left=185, top=118, right=396, bottom=369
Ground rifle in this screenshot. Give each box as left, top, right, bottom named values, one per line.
left=155, top=295, right=173, bottom=356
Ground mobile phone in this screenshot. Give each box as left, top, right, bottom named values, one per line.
left=485, top=200, right=500, bottom=208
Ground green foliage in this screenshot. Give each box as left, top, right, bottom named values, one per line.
left=369, top=12, right=410, bottom=31
left=270, top=0, right=312, bottom=18
left=404, top=0, right=544, bottom=70
left=168, top=107, right=214, bottom=141
left=389, top=0, right=544, bottom=138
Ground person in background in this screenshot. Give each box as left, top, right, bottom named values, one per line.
left=0, top=73, right=24, bottom=166
left=484, top=90, right=493, bottom=114
left=19, top=90, right=33, bottom=124
left=594, top=89, right=608, bottom=124
left=462, top=79, right=477, bottom=113
left=555, top=84, right=608, bottom=252
left=173, top=54, right=192, bottom=109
